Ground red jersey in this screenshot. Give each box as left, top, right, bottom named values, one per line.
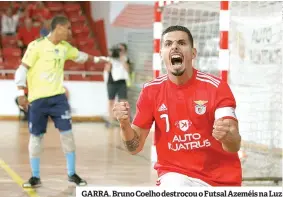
left=133, top=68, right=242, bottom=186
left=17, top=26, right=40, bottom=46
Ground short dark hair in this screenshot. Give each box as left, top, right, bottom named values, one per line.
left=162, top=25, right=194, bottom=47
left=50, top=16, right=69, bottom=31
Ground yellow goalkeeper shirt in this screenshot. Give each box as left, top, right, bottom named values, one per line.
left=22, top=37, right=79, bottom=102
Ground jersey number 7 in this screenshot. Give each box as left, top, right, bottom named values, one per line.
left=160, top=114, right=170, bottom=133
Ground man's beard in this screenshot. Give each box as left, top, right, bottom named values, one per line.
left=171, top=68, right=185, bottom=76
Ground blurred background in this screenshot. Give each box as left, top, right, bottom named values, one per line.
left=0, top=1, right=281, bottom=191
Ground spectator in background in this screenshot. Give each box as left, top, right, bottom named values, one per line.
left=31, top=2, right=51, bottom=25
left=40, top=20, right=50, bottom=37
left=25, top=2, right=37, bottom=19
left=17, top=1, right=29, bottom=10
left=10, top=2, right=20, bottom=13
left=1, top=7, right=20, bottom=35
left=16, top=2, right=32, bottom=27
left=119, top=43, right=128, bottom=59
left=104, top=43, right=131, bottom=127
left=118, top=43, right=134, bottom=87
left=17, top=18, right=40, bottom=55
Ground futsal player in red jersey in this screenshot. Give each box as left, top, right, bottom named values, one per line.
left=113, top=25, right=242, bottom=186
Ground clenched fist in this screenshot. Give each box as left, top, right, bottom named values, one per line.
left=212, top=118, right=237, bottom=142
left=112, top=102, right=130, bottom=123
left=17, top=96, right=29, bottom=112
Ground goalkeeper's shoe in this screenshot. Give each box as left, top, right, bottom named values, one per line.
left=22, top=176, right=41, bottom=188
left=68, top=173, right=87, bottom=186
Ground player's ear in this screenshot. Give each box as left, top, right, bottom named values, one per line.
left=192, top=48, right=197, bottom=59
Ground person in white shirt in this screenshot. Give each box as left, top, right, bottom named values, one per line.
left=1, top=8, right=20, bottom=35
left=104, top=43, right=131, bottom=127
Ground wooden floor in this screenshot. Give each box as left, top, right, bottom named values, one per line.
left=0, top=121, right=157, bottom=197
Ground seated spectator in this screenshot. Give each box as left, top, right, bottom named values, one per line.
left=17, top=9, right=28, bottom=27
left=40, top=19, right=50, bottom=37
left=17, top=18, right=40, bottom=55
left=17, top=1, right=28, bottom=10
left=10, top=2, right=21, bottom=14
left=25, top=2, right=36, bottom=18
left=16, top=2, right=31, bottom=27
left=1, top=7, right=20, bottom=35
left=31, top=2, right=51, bottom=24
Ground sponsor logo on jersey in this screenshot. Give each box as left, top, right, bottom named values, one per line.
left=194, top=100, right=208, bottom=115
left=54, top=49, right=59, bottom=55
left=175, top=120, right=192, bottom=132
left=168, top=133, right=211, bottom=151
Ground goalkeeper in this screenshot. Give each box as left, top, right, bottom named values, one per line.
left=14, top=16, right=109, bottom=188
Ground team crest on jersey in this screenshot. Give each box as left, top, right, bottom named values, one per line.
left=54, top=49, right=59, bottom=55
left=194, top=100, right=208, bottom=115
left=175, top=120, right=192, bottom=132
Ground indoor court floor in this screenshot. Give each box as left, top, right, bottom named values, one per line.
left=0, top=121, right=157, bottom=197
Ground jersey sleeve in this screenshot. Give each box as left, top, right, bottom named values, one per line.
left=214, top=81, right=237, bottom=121
left=65, top=42, right=79, bottom=61
left=132, top=86, right=154, bottom=129
left=22, top=41, right=39, bottom=68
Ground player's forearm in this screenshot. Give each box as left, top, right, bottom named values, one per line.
left=221, top=129, right=241, bottom=153
left=120, top=122, right=141, bottom=154
left=87, top=54, right=94, bottom=62
left=76, top=52, right=109, bottom=64
left=75, top=52, right=99, bottom=64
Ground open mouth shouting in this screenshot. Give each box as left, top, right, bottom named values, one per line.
left=170, top=53, right=184, bottom=70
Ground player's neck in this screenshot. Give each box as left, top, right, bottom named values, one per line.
left=169, top=66, right=193, bottom=85
left=48, top=34, right=61, bottom=45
